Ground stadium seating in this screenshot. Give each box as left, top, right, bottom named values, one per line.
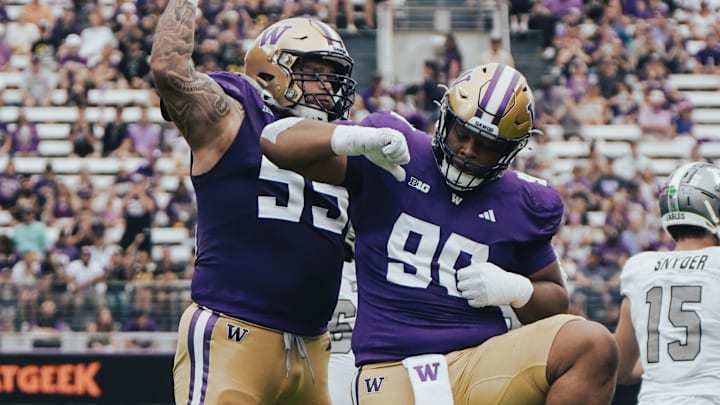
left=38, top=140, right=74, bottom=157
left=692, top=125, right=720, bottom=141
left=637, top=138, right=696, bottom=158
left=87, top=89, right=153, bottom=106
left=3, top=89, right=68, bottom=105
left=691, top=108, right=720, bottom=124
left=580, top=125, right=643, bottom=142
left=684, top=91, right=720, bottom=108
left=669, top=73, right=720, bottom=91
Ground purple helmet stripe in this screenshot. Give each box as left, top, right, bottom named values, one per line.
left=478, top=64, right=505, bottom=113
left=312, top=20, right=335, bottom=46
left=491, top=73, right=520, bottom=126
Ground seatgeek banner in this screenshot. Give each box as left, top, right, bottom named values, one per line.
left=0, top=352, right=173, bottom=403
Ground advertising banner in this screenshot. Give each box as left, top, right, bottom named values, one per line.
left=0, top=352, right=173, bottom=404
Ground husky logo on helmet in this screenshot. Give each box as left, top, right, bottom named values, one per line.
left=660, top=162, right=720, bottom=240
left=432, top=63, right=540, bottom=191
left=258, top=25, right=292, bottom=47
left=245, top=18, right=356, bottom=121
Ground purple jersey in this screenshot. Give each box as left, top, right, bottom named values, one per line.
left=347, top=112, right=563, bottom=365
left=190, top=72, right=349, bottom=335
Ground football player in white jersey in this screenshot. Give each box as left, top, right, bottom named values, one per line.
left=328, top=230, right=358, bottom=405
left=615, top=161, right=720, bottom=404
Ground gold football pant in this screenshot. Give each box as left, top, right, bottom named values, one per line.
left=174, top=303, right=332, bottom=405
left=355, top=314, right=581, bottom=405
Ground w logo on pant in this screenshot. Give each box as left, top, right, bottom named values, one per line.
left=226, top=323, right=250, bottom=343
left=365, top=377, right=385, bottom=392
left=413, top=363, right=440, bottom=382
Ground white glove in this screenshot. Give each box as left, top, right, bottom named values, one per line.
left=456, top=262, right=534, bottom=308
left=331, top=125, right=410, bottom=181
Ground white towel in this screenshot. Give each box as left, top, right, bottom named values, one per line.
left=401, top=354, right=454, bottom=405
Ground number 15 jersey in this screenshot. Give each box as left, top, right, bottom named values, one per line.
left=620, top=246, right=720, bottom=403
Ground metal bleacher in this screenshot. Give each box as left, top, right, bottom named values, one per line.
left=540, top=72, right=720, bottom=182
left=0, top=76, right=191, bottom=261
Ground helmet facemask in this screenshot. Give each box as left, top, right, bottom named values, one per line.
left=285, top=53, right=356, bottom=121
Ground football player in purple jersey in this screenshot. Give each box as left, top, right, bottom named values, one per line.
left=260, top=63, right=619, bottom=404
left=151, top=6, right=360, bottom=404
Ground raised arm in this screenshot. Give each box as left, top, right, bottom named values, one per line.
left=150, top=0, right=243, bottom=159
left=260, top=117, right=410, bottom=185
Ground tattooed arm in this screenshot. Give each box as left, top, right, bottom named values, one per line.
left=150, top=0, right=243, bottom=173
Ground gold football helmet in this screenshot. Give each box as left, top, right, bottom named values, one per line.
left=244, top=17, right=356, bottom=121
left=433, top=63, right=539, bottom=191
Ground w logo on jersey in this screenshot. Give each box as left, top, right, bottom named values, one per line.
left=413, top=363, right=440, bottom=382
left=365, top=377, right=385, bottom=392
left=226, top=323, right=250, bottom=343
left=258, top=25, right=291, bottom=46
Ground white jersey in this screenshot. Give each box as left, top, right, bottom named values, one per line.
left=500, top=305, right=522, bottom=330
left=328, top=260, right=357, bottom=405
left=620, top=246, right=720, bottom=404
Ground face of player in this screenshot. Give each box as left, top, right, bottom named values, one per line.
left=294, top=59, right=339, bottom=110
left=445, top=124, right=506, bottom=170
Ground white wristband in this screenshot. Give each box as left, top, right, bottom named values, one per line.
left=186, top=0, right=199, bottom=6
left=330, top=125, right=379, bottom=156
left=509, top=275, right=534, bottom=308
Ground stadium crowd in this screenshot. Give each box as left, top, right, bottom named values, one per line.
left=0, top=0, right=719, bottom=350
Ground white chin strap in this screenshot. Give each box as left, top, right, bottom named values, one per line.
left=440, top=159, right=483, bottom=191
left=292, top=105, right=329, bottom=121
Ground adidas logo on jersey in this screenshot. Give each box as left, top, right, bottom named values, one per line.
left=478, top=209, right=496, bottom=222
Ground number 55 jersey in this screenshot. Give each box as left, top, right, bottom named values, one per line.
left=345, top=111, right=564, bottom=365
left=620, top=246, right=720, bottom=403
left=190, top=71, right=349, bottom=336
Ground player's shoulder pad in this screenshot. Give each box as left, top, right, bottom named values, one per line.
left=208, top=71, right=266, bottom=109
left=508, top=170, right=564, bottom=236
left=360, top=111, right=420, bottom=136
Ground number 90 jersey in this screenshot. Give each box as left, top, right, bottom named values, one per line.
left=345, top=111, right=564, bottom=365
left=620, top=247, right=720, bottom=402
